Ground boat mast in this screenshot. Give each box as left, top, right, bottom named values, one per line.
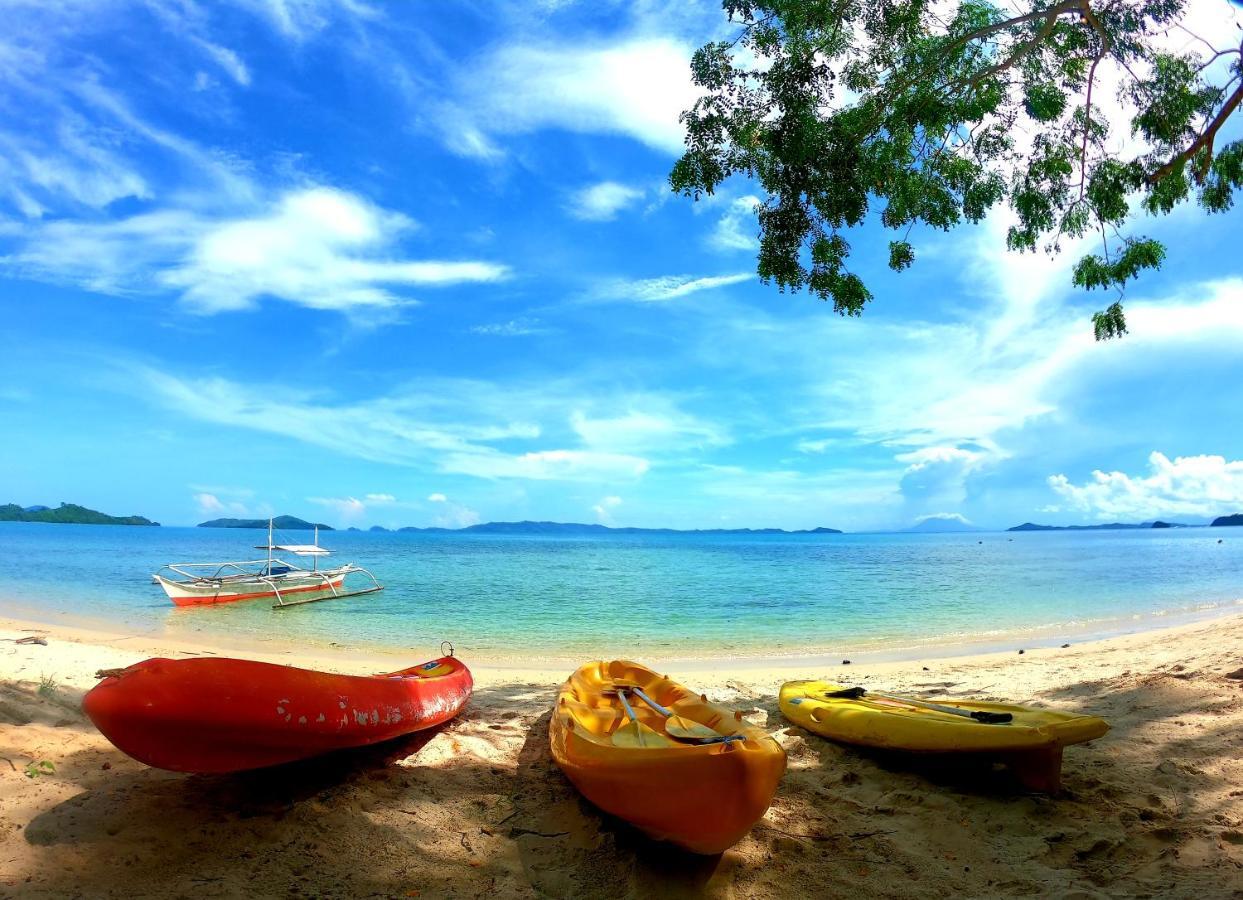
left=268, top=518, right=273, bottom=574
left=313, top=525, right=319, bottom=573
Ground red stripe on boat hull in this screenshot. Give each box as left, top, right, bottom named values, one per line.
left=166, top=578, right=346, bottom=606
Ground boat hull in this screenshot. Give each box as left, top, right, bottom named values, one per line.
left=779, top=680, right=1109, bottom=791
left=155, top=572, right=348, bottom=606
left=83, top=655, right=472, bottom=773
left=550, top=660, right=786, bottom=854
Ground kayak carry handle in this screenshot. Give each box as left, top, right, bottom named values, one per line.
left=969, top=710, right=1014, bottom=724
left=440, top=641, right=455, bottom=658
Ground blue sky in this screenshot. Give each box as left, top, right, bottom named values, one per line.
left=2, top=0, right=1242, bottom=531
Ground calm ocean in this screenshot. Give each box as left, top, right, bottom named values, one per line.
left=0, top=523, right=1239, bottom=660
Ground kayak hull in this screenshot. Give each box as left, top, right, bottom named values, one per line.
left=779, top=680, right=1108, bottom=791
left=550, top=660, right=786, bottom=854
left=83, top=655, right=472, bottom=773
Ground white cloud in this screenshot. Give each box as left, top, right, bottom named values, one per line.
left=4, top=187, right=510, bottom=314
left=601, top=272, right=753, bottom=302
left=232, top=0, right=379, bottom=42
left=194, top=492, right=247, bottom=516
left=430, top=499, right=480, bottom=529
left=191, top=37, right=252, bottom=86
left=130, top=366, right=655, bottom=485
left=427, top=493, right=447, bottom=502
left=470, top=318, right=551, bottom=336
left=308, top=495, right=368, bottom=520
left=163, top=188, right=509, bottom=313
left=1048, top=452, right=1243, bottom=520
left=914, top=512, right=974, bottom=525
left=592, top=494, right=622, bottom=524
left=364, top=493, right=396, bottom=503
left=444, top=36, right=698, bottom=157
left=710, top=195, right=760, bottom=251
left=567, top=181, right=645, bottom=221
left=440, top=448, right=650, bottom=482
left=571, top=407, right=726, bottom=454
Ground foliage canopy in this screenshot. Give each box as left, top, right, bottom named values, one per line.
left=671, top=0, right=1243, bottom=338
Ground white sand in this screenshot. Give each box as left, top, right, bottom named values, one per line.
left=1, top=611, right=1241, bottom=897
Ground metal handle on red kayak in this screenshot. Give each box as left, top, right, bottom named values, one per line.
left=441, top=641, right=455, bottom=658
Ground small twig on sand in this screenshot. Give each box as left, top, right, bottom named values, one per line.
left=849, top=830, right=898, bottom=840
left=0, top=758, right=15, bottom=771
left=509, top=827, right=569, bottom=839
left=755, top=824, right=825, bottom=842
left=10, top=637, right=47, bottom=646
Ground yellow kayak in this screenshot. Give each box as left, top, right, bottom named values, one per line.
left=551, top=660, right=787, bottom=854
left=779, top=680, right=1108, bottom=792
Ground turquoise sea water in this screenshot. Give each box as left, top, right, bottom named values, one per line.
left=0, top=523, right=1240, bottom=660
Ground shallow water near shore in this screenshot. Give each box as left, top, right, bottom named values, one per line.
left=0, top=522, right=1240, bottom=659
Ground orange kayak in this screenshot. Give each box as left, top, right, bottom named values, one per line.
left=550, top=660, right=786, bottom=854
left=83, top=654, right=472, bottom=773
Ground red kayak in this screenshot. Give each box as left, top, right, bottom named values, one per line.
left=83, top=653, right=472, bottom=773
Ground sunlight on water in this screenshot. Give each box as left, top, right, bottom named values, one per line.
left=0, top=523, right=1239, bottom=658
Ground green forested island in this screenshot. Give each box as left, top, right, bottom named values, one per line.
left=198, top=515, right=334, bottom=530
left=0, top=503, right=158, bottom=526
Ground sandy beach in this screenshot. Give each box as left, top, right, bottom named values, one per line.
left=0, top=612, right=1241, bottom=898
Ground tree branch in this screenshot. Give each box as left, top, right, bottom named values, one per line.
left=1147, top=78, right=1243, bottom=185
left=1078, top=2, right=1111, bottom=202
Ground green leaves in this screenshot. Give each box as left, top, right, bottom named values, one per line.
left=1092, top=302, right=1128, bottom=341
left=1072, top=237, right=1166, bottom=290
left=888, top=240, right=915, bottom=271
left=672, top=0, right=1243, bottom=340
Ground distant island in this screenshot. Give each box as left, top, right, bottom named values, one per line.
left=0, top=502, right=158, bottom=526
left=903, top=516, right=982, bottom=534
left=198, top=515, right=333, bottom=530
left=392, top=520, right=843, bottom=536
left=1211, top=514, right=1243, bottom=527
left=1008, top=521, right=1185, bottom=532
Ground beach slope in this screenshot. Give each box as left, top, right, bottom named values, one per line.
left=0, top=615, right=1240, bottom=897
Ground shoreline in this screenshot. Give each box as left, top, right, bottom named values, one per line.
left=2, top=605, right=1242, bottom=895
left=2, top=606, right=1241, bottom=687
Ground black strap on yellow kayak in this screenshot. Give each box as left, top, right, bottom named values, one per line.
left=825, top=687, right=1013, bottom=724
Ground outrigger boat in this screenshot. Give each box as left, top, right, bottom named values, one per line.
left=153, top=520, right=383, bottom=609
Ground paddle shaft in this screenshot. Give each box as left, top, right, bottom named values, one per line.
left=828, top=688, right=1012, bottom=724
left=629, top=687, right=747, bottom=743
left=631, top=687, right=671, bottom=716
left=617, top=689, right=641, bottom=724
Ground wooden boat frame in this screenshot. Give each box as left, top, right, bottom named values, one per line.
left=153, top=520, right=384, bottom=608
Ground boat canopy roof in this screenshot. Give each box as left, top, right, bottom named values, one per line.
left=255, top=544, right=331, bottom=556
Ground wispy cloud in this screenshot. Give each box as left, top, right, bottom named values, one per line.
left=307, top=495, right=368, bottom=520
left=232, top=0, right=380, bottom=42
left=4, top=187, right=510, bottom=315
left=599, top=272, right=753, bottom=302
left=425, top=492, right=480, bottom=528
left=566, top=181, right=645, bottom=221
left=128, top=365, right=665, bottom=484
left=709, top=195, right=760, bottom=251
left=592, top=494, right=622, bottom=524
left=470, top=318, right=552, bottom=336
left=571, top=407, right=728, bottom=454
left=441, top=36, right=698, bottom=158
